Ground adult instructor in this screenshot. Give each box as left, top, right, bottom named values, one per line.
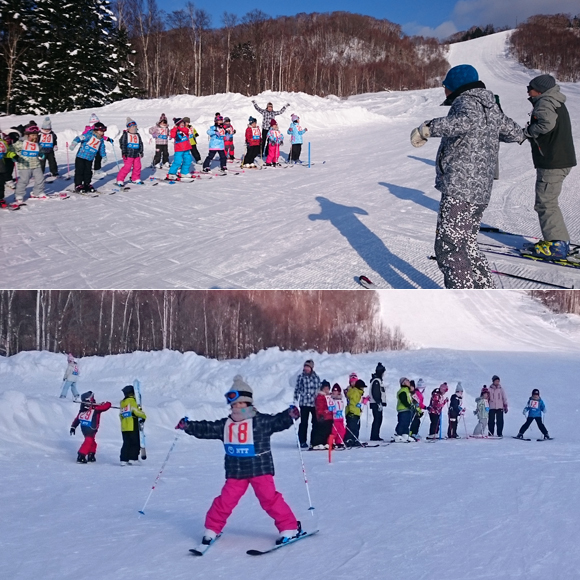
left=488, top=375, right=508, bottom=437
left=252, top=100, right=290, bottom=158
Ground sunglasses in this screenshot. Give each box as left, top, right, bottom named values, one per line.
left=225, top=390, right=252, bottom=403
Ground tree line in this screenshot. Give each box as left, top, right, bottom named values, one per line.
left=529, top=290, right=580, bottom=315
left=0, top=290, right=408, bottom=359
left=119, top=7, right=449, bottom=99
left=509, top=14, right=580, bottom=82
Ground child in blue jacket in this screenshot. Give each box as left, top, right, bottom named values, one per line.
left=516, top=389, right=550, bottom=440
left=287, top=114, right=308, bottom=163
left=69, top=122, right=108, bottom=193
left=202, top=115, right=227, bottom=172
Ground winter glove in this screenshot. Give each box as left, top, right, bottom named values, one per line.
left=289, top=405, right=300, bottom=420
left=69, top=141, right=78, bottom=151
left=107, top=137, right=114, bottom=143
left=522, top=408, right=528, bottom=416
left=362, top=396, right=370, bottom=405
left=251, top=99, right=256, bottom=104
left=504, top=408, right=509, bottom=414
left=410, top=123, right=430, bottom=148
left=70, top=427, right=75, bottom=436
left=39, top=152, right=45, bottom=160
left=286, top=103, right=291, bottom=107
left=175, top=417, right=189, bottom=430
left=140, top=153, right=144, bottom=157
left=101, top=157, right=107, bottom=166
left=473, top=410, right=478, bottom=416
left=54, top=146, right=58, bottom=152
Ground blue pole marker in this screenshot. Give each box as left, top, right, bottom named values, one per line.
left=308, top=142, right=311, bottom=168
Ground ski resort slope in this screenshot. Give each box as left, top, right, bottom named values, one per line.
left=2, top=294, right=580, bottom=579
left=1, top=31, right=579, bottom=289
left=380, top=289, right=580, bottom=352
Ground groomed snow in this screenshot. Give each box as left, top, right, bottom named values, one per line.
left=2, top=290, right=580, bottom=579
left=1, top=31, right=579, bottom=289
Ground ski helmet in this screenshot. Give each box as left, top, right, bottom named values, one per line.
left=24, top=125, right=40, bottom=134
left=93, top=122, right=107, bottom=132
left=81, top=391, right=94, bottom=403
left=532, top=389, right=540, bottom=397
left=224, top=117, right=231, bottom=123
left=122, top=385, right=135, bottom=397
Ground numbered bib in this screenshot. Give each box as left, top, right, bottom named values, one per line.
left=127, top=133, right=140, bottom=149
left=332, top=399, right=345, bottom=420
left=78, top=409, right=94, bottom=428
left=72, top=364, right=79, bottom=376
left=40, top=133, right=54, bottom=147
left=0, top=141, right=5, bottom=159
left=529, top=400, right=539, bottom=409
left=252, top=128, right=261, bottom=139
left=84, top=136, right=101, bottom=152
left=223, top=418, right=255, bottom=457
left=21, top=141, right=40, bottom=157
left=121, top=404, right=132, bottom=419
left=158, top=132, right=168, bottom=140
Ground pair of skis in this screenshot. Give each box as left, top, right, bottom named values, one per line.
left=133, top=379, right=147, bottom=460
left=513, top=436, right=554, bottom=442
left=190, top=530, right=319, bottom=557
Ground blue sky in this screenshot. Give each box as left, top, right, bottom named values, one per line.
left=160, top=0, right=580, bottom=38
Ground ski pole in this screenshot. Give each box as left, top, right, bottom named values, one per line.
left=111, top=143, right=120, bottom=171
left=65, top=143, right=71, bottom=179
left=462, top=413, right=469, bottom=439
left=308, top=142, right=311, bottom=168
left=138, top=428, right=184, bottom=516
left=291, top=416, right=315, bottom=516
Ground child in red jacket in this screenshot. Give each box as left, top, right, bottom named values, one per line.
left=176, top=376, right=305, bottom=549
left=242, top=117, right=262, bottom=168
left=70, top=391, right=112, bottom=463
left=311, top=380, right=334, bottom=449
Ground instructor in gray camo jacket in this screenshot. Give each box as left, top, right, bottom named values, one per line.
left=411, top=64, right=524, bottom=289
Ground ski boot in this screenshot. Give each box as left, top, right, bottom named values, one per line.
left=84, top=185, right=97, bottom=194
left=276, top=521, right=302, bottom=545
left=300, top=442, right=309, bottom=449
left=522, top=240, right=569, bottom=260
left=202, top=529, right=218, bottom=546
left=115, top=181, right=125, bottom=187
left=543, top=434, right=552, bottom=440
left=515, top=433, right=524, bottom=439
left=87, top=452, right=96, bottom=462
left=131, top=180, right=145, bottom=185
left=77, top=453, right=87, bottom=464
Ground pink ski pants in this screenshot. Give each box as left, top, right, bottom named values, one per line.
left=266, top=144, right=280, bottom=164
left=205, top=474, right=297, bottom=534
left=117, top=156, right=142, bottom=182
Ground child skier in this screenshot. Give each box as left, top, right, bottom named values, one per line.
left=330, top=383, right=346, bottom=448
left=393, top=377, right=414, bottom=442
left=175, top=376, right=305, bottom=547
left=344, top=379, right=366, bottom=447
left=287, top=114, right=307, bottom=163
left=119, top=384, right=147, bottom=465
left=69, top=122, right=108, bottom=193
left=70, top=391, right=112, bottom=463
left=202, top=115, right=227, bottom=173
left=472, top=386, right=490, bottom=437
left=168, top=117, right=194, bottom=180
left=426, top=383, right=449, bottom=439
left=311, top=380, right=333, bottom=449
left=13, top=125, right=45, bottom=203
left=223, top=117, right=236, bottom=160
left=116, top=117, right=144, bottom=186
left=149, top=113, right=170, bottom=168
left=0, top=132, right=17, bottom=210
left=265, top=119, right=284, bottom=166
left=39, top=117, right=59, bottom=178
left=60, top=353, right=80, bottom=400
left=243, top=117, right=262, bottom=168
left=409, top=379, right=426, bottom=440
left=516, top=389, right=551, bottom=440
left=448, top=383, right=464, bottom=438
left=183, top=117, right=201, bottom=165
left=82, top=113, right=112, bottom=175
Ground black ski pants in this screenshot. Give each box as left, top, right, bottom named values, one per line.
left=519, top=416, right=548, bottom=437
left=152, top=144, right=169, bottom=166
left=311, top=418, right=333, bottom=447
left=203, top=150, right=227, bottom=170
left=93, top=151, right=102, bottom=171
left=345, top=414, right=361, bottom=446
left=120, top=430, right=140, bottom=461
left=410, top=413, right=422, bottom=437
left=40, top=148, right=58, bottom=176
left=74, top=157, right=93, bottom=189
left=261, top=129, right=270, bottom=157
left=447, top=414, right=459, bottom=438
left=244, top=145, right=261, bottom=166
left=298, top=406, right=316, bottom=446
left=429, top=413, right=441, bottom=436
left=488, top=409, right=504, bottom=437
left=191, top=145, right=201, bottom=163
left=289, top=144, right=302, bottom=162
left=370, top=403, right=383, bottom=440
left=0, top=171, right=9, bottom=201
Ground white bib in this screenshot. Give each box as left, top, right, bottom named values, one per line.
left=223, top=418, right=255, bottom=457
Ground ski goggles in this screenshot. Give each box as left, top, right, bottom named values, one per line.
left=127, top=121, right=137, bottom=129
left=225, top=390, right=252, bottom=403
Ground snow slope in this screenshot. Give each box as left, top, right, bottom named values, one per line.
left=1, top=31, right=579, bottom=289
left=2, top=292, right=580, bottom=579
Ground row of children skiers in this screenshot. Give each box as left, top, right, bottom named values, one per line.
left=294, top=360, right=551, bottom=448
left=0, top=105, right=308, bottom=207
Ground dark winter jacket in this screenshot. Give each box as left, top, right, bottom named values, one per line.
left=370, top=376, right=386, bottom=409
left=72, top=401, right=112, bottom=436
left=183, top=409, right=293, bottom=479
left=448, top=394, right=463, bottom=418
left=119, top=131, right=144, bottom=158
left=427, top=82, right=524, bottom=205
left=0, top=137, right=16, bottom=174
left=294, top=371, right=321, bottom=407
left=526, top=85, right=576, bottom=170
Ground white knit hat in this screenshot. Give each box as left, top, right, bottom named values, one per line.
left=226, top=375, right=253, bottom=405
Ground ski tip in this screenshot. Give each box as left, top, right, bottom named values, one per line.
left=138, top=510, right=145, bottom=515
left=246, top=550, right=263, bottom=556
left=357, top=275, right=374, bottom=288
left=189, top=549, right=203, bottom=556
left=308, top=506, right=315, bottom=511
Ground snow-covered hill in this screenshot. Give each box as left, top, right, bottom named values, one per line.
left=2, top=290, right=580, bottom=579
left=1, top=30, right=579, bottom=289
